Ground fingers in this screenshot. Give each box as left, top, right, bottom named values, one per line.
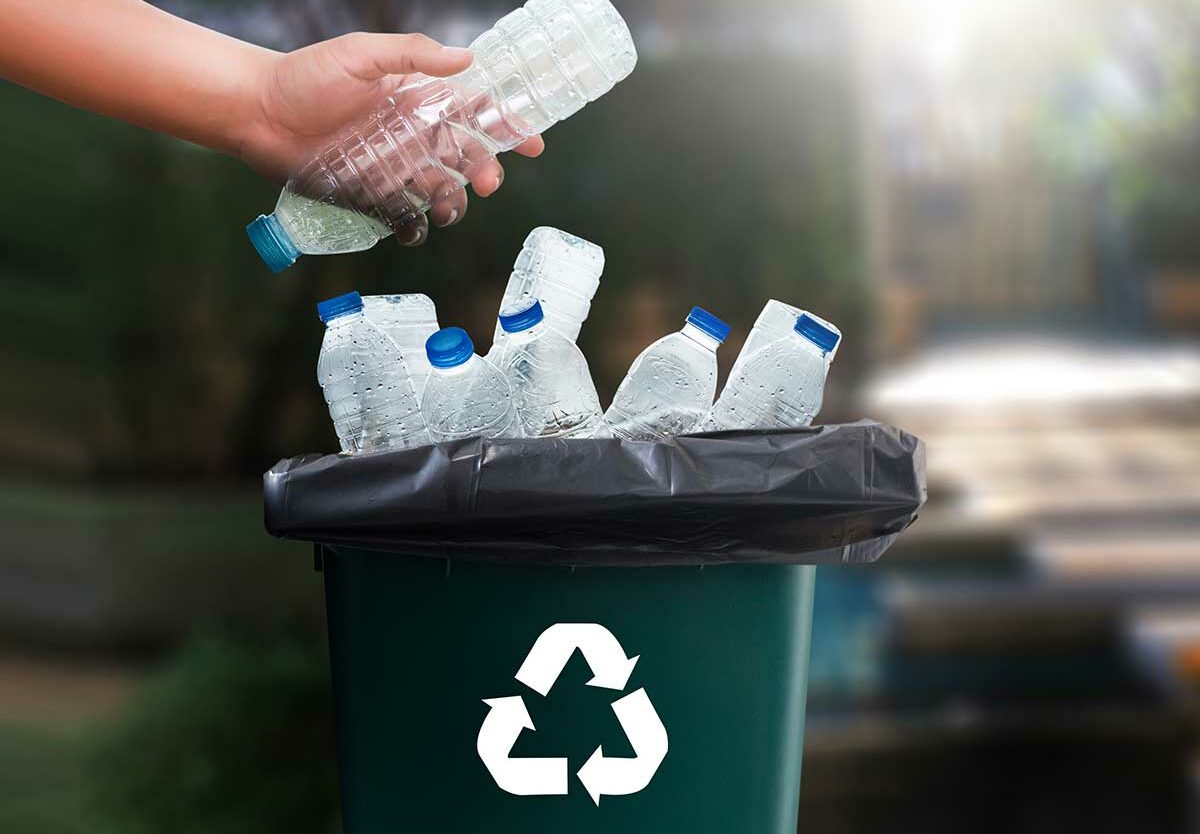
left=393, top=212, right=429, bottom=247
left=469, top=158, right=505, bottom=197
left=514, top=135, right=545, bottom=158
left=333, top=32, right=473, bottom=82
left=429, top=182, right=468, bottom=227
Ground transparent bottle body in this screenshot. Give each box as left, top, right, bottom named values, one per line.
left=492, top=227, right=604, bottom=345
left=267, top=0, right=637, bottom=258
left=317, top=313, right=431, bottom=453
left=701, top=335, right=830, bottom=431
left=421, top=355, right=518, bottom=442
left=491, top=321, right=608, bottom=438
left=604, top=324, right=720, bottom=441
left=361, top=294, right=440, bottom=397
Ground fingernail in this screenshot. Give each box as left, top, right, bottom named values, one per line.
left=446, top=209, right=458, bottom=225
left=397, top=222, right=426, bottom=246
left=443, top=46, right=473, bottom=62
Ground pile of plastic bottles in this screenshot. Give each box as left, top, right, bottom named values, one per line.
left=316, top=227, right=841, bottom=454
left=249, top=0, right=842, bottom=452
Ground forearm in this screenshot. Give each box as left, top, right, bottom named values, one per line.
left=0, top=0, right=277, bottom=158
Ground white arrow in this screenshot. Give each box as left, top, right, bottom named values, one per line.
left=577, top=688, right=669, bottom=805
left=476, top=696, right=568, bottom=796
left=514, top=623, right=640, bottom=697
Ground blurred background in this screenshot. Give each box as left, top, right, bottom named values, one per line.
left=2, top=0, right=1199, bottom=831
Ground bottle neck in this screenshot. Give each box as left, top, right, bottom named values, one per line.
left=681, top=322, right=721, bottom=353
left=501, top=321, right=546, bottom=345
left=430, top=354, right=480, bottom=377
left=790, top=330, right=831, bottom=360
left=324, top=311, right=364, bottom=329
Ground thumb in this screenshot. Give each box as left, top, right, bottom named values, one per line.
left=332, top=32, right=474, bottom=80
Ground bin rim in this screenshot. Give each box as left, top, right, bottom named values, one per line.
left=264, top=420, right=926, bottom=567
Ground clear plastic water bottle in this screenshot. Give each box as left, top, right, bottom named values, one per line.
left=316, top=291, right=431, bottom=453
left=492, top=227, right=604, bottom=346
left=701, top=312, right=841, bottom=431
left=246, top=0, right=637, bottom=272
left=362, top=294, right=440, bottom=397
left=604, top=307, right=730, bottom=441
left=740, top=300, right=841, bottom=365
left=422, top=327, right=517, bottom=441
left=716, top=303, right=840, bottom=419
left=490, top=298, right=608, bottom=438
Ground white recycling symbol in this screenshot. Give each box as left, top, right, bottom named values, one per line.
left=477, top=623, right=669, bottom=805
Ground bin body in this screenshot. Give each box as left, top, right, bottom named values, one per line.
left=321, top=545, right=815, bottom=834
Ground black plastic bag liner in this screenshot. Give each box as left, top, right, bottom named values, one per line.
left=263, top=420, right=925, bottom=567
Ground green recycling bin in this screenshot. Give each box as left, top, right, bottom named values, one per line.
left=266, top=422, right=925, bottom=833
left=321, top=548, right=814, bottom=831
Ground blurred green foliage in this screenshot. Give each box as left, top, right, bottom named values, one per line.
left=0, top=723, right=88, bottom=834
left=0, top=478, right=322, bottom=655
left=1030, top=0, right=1200, bottom=267
left=89, top=637, right=340, bottom=834
left=1113, top=77, right=1200, bottom=267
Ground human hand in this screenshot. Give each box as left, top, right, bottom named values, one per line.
left=238, top=32, right=545, bottom=244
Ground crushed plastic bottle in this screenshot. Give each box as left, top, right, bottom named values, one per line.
left=421, top=327, right=517, bottom=441
left=492, top=227, right=604, bottom=346
left=316, top=291, right=431, bottom=453
left=712, top=301, right=839, bottom=423
left=490, top=298, right=608, bottom=438
left=701, top=311, right=841, bottom=431
left=604, top=307, right=729, bottom=440
left=362, top=294, right=440, bottom=397
left=247, top=0, right=637, bottom=272
left=740, top=300, right=841, bottom=365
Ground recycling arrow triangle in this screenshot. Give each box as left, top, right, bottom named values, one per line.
left=477, top=622, right=669, bottom=804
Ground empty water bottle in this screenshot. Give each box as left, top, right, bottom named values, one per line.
left=714, top=301, right=839, bottom=421
left=246, top=0, right=638, bottom=272
left=490, top=298, right=607, bottom=438
left=362, top=294, right=440, bottom=397
left=740, top=300, right=841, bottom=364
left=492, top=227, right=604, bottom=346
left=422, top=327, right=517, bottom=441
left=316, top=291, right=431, bottom=453
left=604, top=307, right=730, bottom=440
left=701, top=312, right=841, bottom=431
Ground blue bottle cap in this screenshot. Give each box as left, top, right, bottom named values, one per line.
left=247, top=213, right=301, bottom=273
left=498, top=299, right=545, bottom=334
left=685, top=306, right=731, bottom=343
left=794, top=312, right=840, bottom=354
left=316, top=291, right=363, bottom=323
left=425, top=327, right=475, bottom=369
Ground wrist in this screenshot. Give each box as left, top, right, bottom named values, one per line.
left=223, top=46, right=285, bottom=178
